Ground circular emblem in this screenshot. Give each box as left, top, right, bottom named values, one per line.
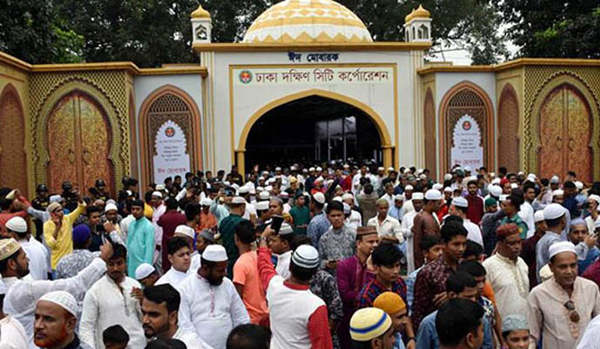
left=165, top=127, right=176, bottom=137
left=462, top=121, right=472, bottom=131
left=239, top=70, right=253, bottom=84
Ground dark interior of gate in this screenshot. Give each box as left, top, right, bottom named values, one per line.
left=245, top=96, right=382, bottom=169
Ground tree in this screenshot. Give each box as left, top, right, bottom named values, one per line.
left=499, top=1, right=600, bottom=58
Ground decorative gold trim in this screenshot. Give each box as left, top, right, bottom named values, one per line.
left=418, top=58, right=600, bottom=75
left=194, top=42, right=432, bottom=53
left=0, top=52, right=32, bottom=72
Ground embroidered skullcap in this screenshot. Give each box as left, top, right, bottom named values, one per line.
left=151, top=191, right=162, bottom=199
left=589, top=194, right=600, bottom=206
left=231, top=196, right=247, bottom=205
left=405, top=185, right=414, bottom=191
left=444, top=187, right=453, bottom=193
left=432, top=183, right=443, bottom=191
left=543, top=203, right=565, bottom=220
left=549, top=241, right=577, bottom=259
left=49, top=195, right=63, bottom=203
left=6, top=217, right=27, bottom=233
left=570, top=218, right=587, bottom=229
left=313, top=192, right=326, bottom=204
left=387, top=167, right=395, bottom=172
left=72, top=224, right=91, bottom=245
left=496, top=223, right=519, bottom=240
left=575, top=181, right=583, bottom=190
left=104, top=203, right=118, bottom=213
left=258, top=191, right=270, bottom=201
left=502, top=315, right=529, bottom=333
left=0, top=238, right=20, bottom=261
left=444, top=174, right=453, bottom=181
left=357, top=226, right=378, bottom=237
left=526, top=174, right=537, bottom=183
left=424, top=189, right=442, bottom=201
left=373, top=292, right=406, bottom=315
left=199, top=230, right=215, bottom=243
left=412, top=192, right=424, bottom=201
left=135, top=263, right=156, bottom=280
left=350, top=308, right=392, bottom=342
left=174, top=225, right=195, bottom=240
left=279, top=223, right=294, bottom=236
left=451, top=197, right=468, bottom=208
left=38, top=291, right=78, bottom=317
left=291, top=245, right=320, bottom=269
left=279, top=192, right=289, bottom=199
left=47, top=202, right=62, bottom=213
left=394, top=194, right=404, bottom=201
left=488, top=185, right=502, bottom=198
left=550, top=175, right=560, bottom=184
left=534, top=210, right=545, bottom=223
left=255, top=201, right=269, bottom=211
left=342, top=193, right=354, bottom=201
left=200, top=198, right=213, bottom=206
left=202, top=245, right=228, bottom=262
left=484, top=197, right=497, bottom=207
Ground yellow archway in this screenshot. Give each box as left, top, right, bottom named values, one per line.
left=235, top=89, right=394, bottom=174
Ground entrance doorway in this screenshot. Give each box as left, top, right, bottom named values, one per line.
left=245, top=96, right=382, bottom=169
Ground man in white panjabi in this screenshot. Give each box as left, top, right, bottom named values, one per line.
left=1, top=238, right=113, bottom=348
left=0, top=280, right=28, bottom=348
left=528, top=241, right=600, bottom=349
left=156, top=236, right=191, bottom=288
left=6, top=216, right=49, bottom=280
left=178, top=245, right=250, bottom=349
left=367, top=198, right=403, bottom=242
left=448, top=196, right=484, bottom=247
left=80, top=244, right=145, bottom=348
left=400, top=192, right=424, bottom=273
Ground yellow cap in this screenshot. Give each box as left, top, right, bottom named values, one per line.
left=350, top=308, right=392, bottom=342
left=191, top=4, right=211, bottom=19
left=373, top=292, right=406, bottom=315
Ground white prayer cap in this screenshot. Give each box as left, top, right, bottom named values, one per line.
left=278, top=223, right=294, bottom=235
left=425, top=189, right=442, bottom=201
left=6, top=217, right=27, bottom=233
left=104, top=203, right=118, bottom=213
left=174, top=225, right=195, bottom=240
left=499, top=194, right=509, bottom=202
left=417, top=168, right=424, bottom=174
left=444, top=173, right=453, bottom=181
left=488, top=185, right=502, bottom=198
left=224, top=181, right=231, bottom=186
left=403, top=168, right=411, bottom=174
left=464, top=166, right=472, bottom=172
left=550, top=175, right=560, bottom=184
left=575, top=181, right=583, bottom=190
left=135, top=263, right=156, bottom=280
left=258, top=191, right=270, bottom=200
left=543, top=203, right=565, bottom=220
left=291, top=166, right=297, bottom=171
left=316, top=166, right=323, bottom=172
left=279, top=192, right=289, bottom=199
left=314, top=177, right=324, bottom=184
left=452, top=197, right=468, bottom=208
left=387, top=167, right=395, bottom=172
left=262, top=171, right=269, bottom=176
left=155, top=184, right=166, bottom=191
left=526, top=174, right=537, bottom=182
left=126, top=190, right=133, bottom=197
left=412, top=193, right=424, bottom=200
left=342, top=193, right=354, bottom=201
left=343, top=203, right=351, bottom=215
left=206, top=183, right=212, bottom=190
left=38, top=291, right=78, bottom=318
left=152, top=191, right=163, bottom=199
left=238, top=185, right=250, bottom=194
left=405, top=185, right=414, bottom=191
left=267, top=178, right=276, bottom=184
left=292, top=245, right=320, bottom=269
left=378, top=167, right=384, bottom=172
left=432, top=183, right=443, bottom=191
left=313, top=192, right=326, bottom=204
left=552, top=189, right=564, bottom=197
left=491, top=178, right=501, bottom=185
left=231, top=196, right=247, bottom=205
left=49, top=195, right=63, bottom=203
left=549, top=241, right=577, bottom=260
left=534, top=210, right=545, bottom=223
left=0, top=280, right=6, bottom=295
left=333, top=196, right=343, bottom=202
left=275, top=167, right=282, bottom=171
left=511, top=183, right=519, bottom=189
left=588, top=194, right=600, bottom=205
left=394, top=194, right=404, bottom=201
left=200, top=198, right=213, bottom=206
left=309, top=167, right=315, bottom=172
left=256, top=201, right=269, bottom=211
left=256, top=186, right=264, bottom=192
left=419, top=174, right=427, bottom=180
left=517, top=171, right=525, bottom=176
left=203, top=245, right=228, bottom=262
left=444, top=187, right=453, bottom=193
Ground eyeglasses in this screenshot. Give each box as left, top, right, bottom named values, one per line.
left=564, top=300, right=580, bottom=323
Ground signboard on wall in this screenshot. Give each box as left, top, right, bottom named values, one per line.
left=450, top=114, right=484, bottom=169
left=153, top=120, right=190, bottom=184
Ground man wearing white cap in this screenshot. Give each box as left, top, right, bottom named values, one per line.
left=401, top=192, right=424, bottom=273
left=412, top=190, right=442, bottom=269
left=238, top=186, right=257, bottom=224
left=2, top=238, right=113, bottom=347
left=80, top=244, right=145, bottom=349
left=6, top=216, right=49, bottom=280
left=178, top=245, right=249, bottom=348
left=34, top=291, right=87, bottom=349
left=342, top=193, right=363, bottom=229
left=199, top=198, right=218, bottom=231
left=449, top=197, right=484, bottom=247
left=528, top=241, right=600, bottom=349
left=307, top=192, right=331, bottom=248
left=151, top=191, right=166, bottom=268
left=402, top=185, right=415, bottom=213
left=388, top=194, right=405, bottom=223
left=584, top=194, right=600, bottom=235
left=257, top=227, right=333, bottom=349
left=126, top=200, right=155, bottom=278
left=0, top=280, right=28, bottom=348
left=155, top=236, right=192, bottom=288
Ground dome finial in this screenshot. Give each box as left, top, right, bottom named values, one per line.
left=191, top=4, right=211, bottom=19
left=412, top=5, right=431, bottom=20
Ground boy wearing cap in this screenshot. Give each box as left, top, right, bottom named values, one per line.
left=266, top=223, right=294, bottom=280
left=373, top=292, right=409, bottom=349
left=349, top=307, right=396, bottom=349
left=501, top=315, right=529, bottom=349
left=257, top=226, right=333, bottom=349
left=528, top=241, right=600, bottom=349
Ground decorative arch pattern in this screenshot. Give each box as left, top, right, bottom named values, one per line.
left=138, top=85, right=202, bottom=188
left=423, top=88, right=436, bottom=176
left=498, top=84, right=520, bottom=172
left=438, top=81, right=495, bottom=172
left=0, top=84, right=28, bottom=195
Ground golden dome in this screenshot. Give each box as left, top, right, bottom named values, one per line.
left=405, top=5, right=430, bottom=23
left=242, top=0, right=373, bottom=44
left=405, top=9, right=416, bottom=23
left=191, top=4, right=211, bottom=19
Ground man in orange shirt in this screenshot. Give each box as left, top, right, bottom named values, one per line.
left=198, top=198, right=217, bottom=232
left=233, top=220, right=269, bottom=326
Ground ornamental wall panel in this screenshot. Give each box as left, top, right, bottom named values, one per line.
left=498, top=84, right=520, bottom=172
left=0, top=85, right=29, bottom=194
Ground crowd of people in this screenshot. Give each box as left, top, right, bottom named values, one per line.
left=1, top=163, right=600, bottom=349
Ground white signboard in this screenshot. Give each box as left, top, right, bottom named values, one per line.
left=153, top=120, right=190, bottom=184
left=450, top=114, right=484, bottom=169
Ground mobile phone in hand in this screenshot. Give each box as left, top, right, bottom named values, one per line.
left=271, top=215, right=284, bottom=234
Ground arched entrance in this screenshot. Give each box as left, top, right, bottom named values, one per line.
left=238, top=90, right=393, bottom=173
left=0, top=84, right=28, bottom=196
left=498, top=84, right=520, bottom=172
left=538, top=84, right=593, bottom=182
left=46, top=91, right=114, bottom=194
